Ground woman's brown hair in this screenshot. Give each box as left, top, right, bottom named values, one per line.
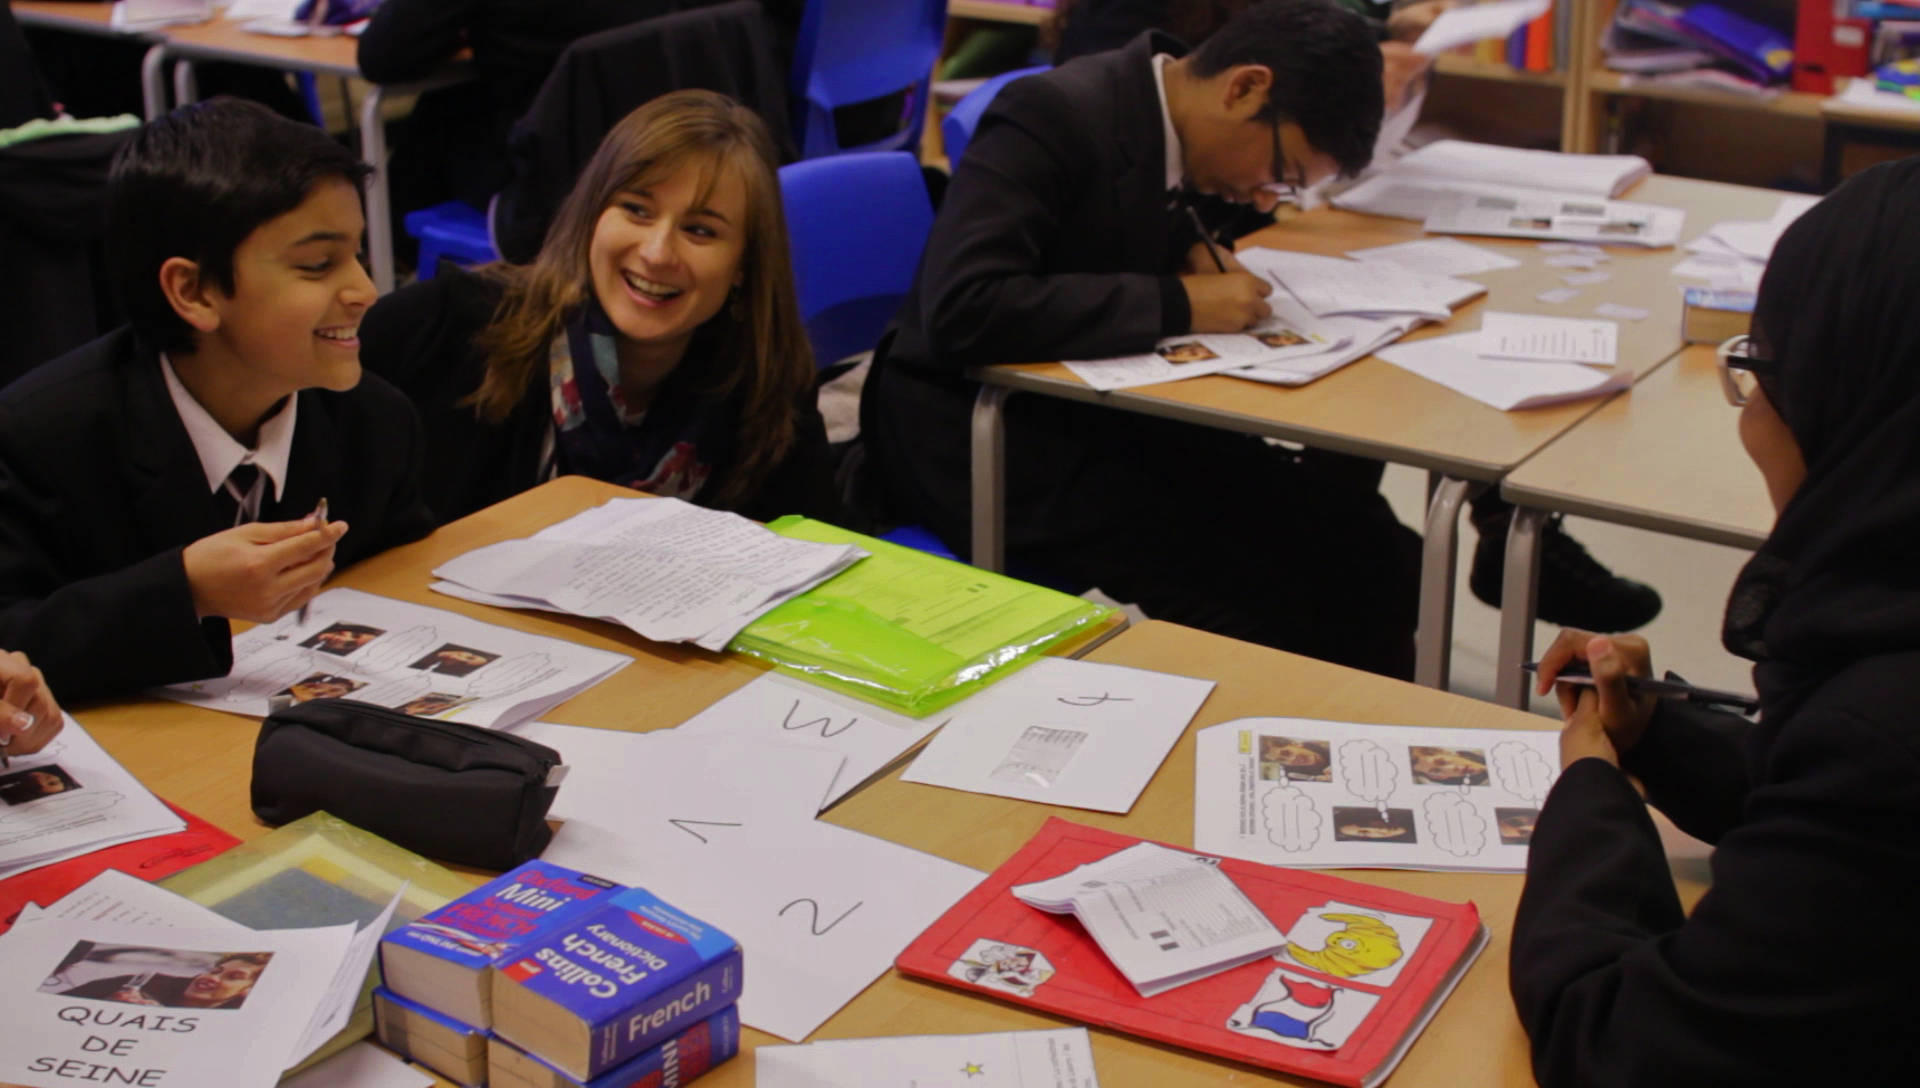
left=470, top=89, right=815, bottom=506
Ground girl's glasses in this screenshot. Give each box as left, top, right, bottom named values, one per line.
left=1715, top=334, right=1777, bottom=407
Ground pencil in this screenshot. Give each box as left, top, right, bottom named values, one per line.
left=1185, top=206, right=1229, bottom=273
left=1522, top=662, right=1759, bottom=713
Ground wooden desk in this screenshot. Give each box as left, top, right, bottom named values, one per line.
left=11, top=0, right=126, bottom=36
left=968, top=174, right=1785, bottom=693
left=1488, top=343, right=1772, bottom=706
left=138, top=19, right=472, bottom=295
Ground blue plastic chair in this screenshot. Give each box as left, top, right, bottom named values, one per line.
left=779, top=151, right=933, bottom=368
left=404, top=202, right=499, bottom=279
left=942, top=65, right=1048, bottom=172
left=790, top=0, right=947, bottom=159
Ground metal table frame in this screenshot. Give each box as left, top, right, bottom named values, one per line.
left=967, top=368, right=1513, bottom=692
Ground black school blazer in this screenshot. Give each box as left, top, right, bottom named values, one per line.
left=0, top=328, right=437, bottom=700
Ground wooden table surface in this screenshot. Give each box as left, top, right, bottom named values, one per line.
left=1502, top=343, right=1773, bottom=550
left=11, top=0, right=125, bottom=35
left=975, top=175, right=1792, bottom=480
left=154, top=14, right=365, bottom=76
left=51, top=477, right=1707, bottom=1087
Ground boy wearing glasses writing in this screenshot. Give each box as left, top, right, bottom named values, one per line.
left=865, top=0, right=1422, bottom=677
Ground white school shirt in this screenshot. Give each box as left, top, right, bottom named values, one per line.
left=160, top=354, right=297, bottom=522
left=1151, top=52, right=1185, bottom=193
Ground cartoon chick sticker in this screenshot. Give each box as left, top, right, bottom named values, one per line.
left=1285, top=913, right=1403, bottom=978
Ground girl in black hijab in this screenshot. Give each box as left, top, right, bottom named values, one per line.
left=1509, top=158, right=1920, bottom=1087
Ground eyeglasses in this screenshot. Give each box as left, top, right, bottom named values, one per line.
left=1259, top=123, right=1303, bottom=204
left=1715, top=334, right=1777, bottom=407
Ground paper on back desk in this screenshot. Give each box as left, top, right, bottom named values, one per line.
left=517, top=722, right=983, bottom=1042
left=1376, top=331, right=1628, bottom=411
left=902, top=658, right=1214, bottom=814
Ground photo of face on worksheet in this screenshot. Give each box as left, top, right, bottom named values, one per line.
left=1194, top=717, right=1562, bottom=872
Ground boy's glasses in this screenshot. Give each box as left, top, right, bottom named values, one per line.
left=1715, top=334, right=1777, bottom=407
left=1260, top=123, right=1303, bottom=204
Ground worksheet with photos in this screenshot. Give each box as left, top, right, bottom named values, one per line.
left=1192, top=718, right=1561, bottom=872
left=155, top=588, right=631, bottom=729
left=0, top=716, right=186, bottom=881
left=1424, top=191, right=1685, bottom=248
left=1062, top=312, right=1345, bottom=392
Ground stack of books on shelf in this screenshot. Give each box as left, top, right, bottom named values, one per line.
left=1453, top=0, right=1568, bottom=73
left=1602, top=0, right=1794, bottom=97
left=376, top=861, right=743, bottom=1088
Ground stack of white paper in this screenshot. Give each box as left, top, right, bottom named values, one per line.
left=1012, top=842, right=1285, bottom=997
left=512, top=723, right=983, bottom=1042
left=0, top=871, right=403, bottom=1087
left=1239, top=248, right=1483, bottom=321
left=902, top=658, right=1214, bottom=813
left=0, top=717, right=186, bottom=882
left=155, top=588, right=631, bottom=729
left=1193, top=717, right=1563, bottom=872
left=1673, top=193, right=1819, bottom=290
left=433, top=498, right=866, bottom=651
left=1413, top=0, right=1550, bottom=54
left=1376, top=332, right=1629, bottom=411
left=1230, top=309, right=1424, bottom=387
left=1347, top=237, right=1521, bottom=278
left=1063, top=311, right=1349, bottom=392
left=757, top=1028, right=1101, bottom=1088
left=1334, top=140, right=1651, bottom=223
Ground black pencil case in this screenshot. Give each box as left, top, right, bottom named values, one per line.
left=251, top=698, right=565, bottom=870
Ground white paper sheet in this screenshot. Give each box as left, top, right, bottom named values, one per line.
left=1193, top=717, right=1562, bottom=871
left=0, top=716, right=186, bottom=881
left=1239, top=249, right=1455, bottom=320
left=154, top=588, right=630, bottom=729
left=1345, top=237, right=1520, bottom=278
left=1377, top=332, right=1629, bottom=411
left=901, top=659, right=1213, bottom=813
left=17, top=870, right=244, bottom=931
left=1559, top=270, right=1612, bottom=287
left=1594, top=302, right=1650, bottom=322
left=1062, top=314, right=1344, bottom=392
left=756, top=1028, right=1101, bottom=1087
left=1414, top=0, right=1551, bottom=54
left=671, top=672, right=949, bottom=808
left=286, top=888, right=406, bottom=1066
left=1423, top=191, right=1685, bottom=248
left=1535, top=287, right=1581, bottom=304
left=0, top=916, right=353, bottom=1088
left=1013, top=842, right=1283, bottom=996
left=433, top=497, right=866, bottom=651
left=1227, top=307, right=1422, bottom=387
left=282, top=1042, right=433, bottom=1088
left=1478, top=312, right=1619, bottom=365
left=521, top=723, right=982, bottom=1042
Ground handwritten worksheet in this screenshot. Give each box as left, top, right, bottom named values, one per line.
left=1377, top=331, right=1629, bottom=411
left=155, top=589, right=631, bottom=729
left=902, top=658, right=1214, bottom=813
left=1477, top=311, right=1619, bottom=365
left=514, top=723, right=983, bottom=1042
left=1193, top=718, right=1560, bottom=872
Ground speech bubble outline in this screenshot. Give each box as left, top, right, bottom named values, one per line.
left=1490, top=741, right=1555, bottom=805
left=1337, top=739, right=1398, bottom=819
left=1421, top=792, right=1489, bottom=857
left=1260, top=784, right=1324, bottom=853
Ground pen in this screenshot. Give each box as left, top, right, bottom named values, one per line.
left=1185, top=206, right=1230, bottom=273
left=1522, top=662, right=1760, bottom=713
left=297, top=498, right=328, bottom=627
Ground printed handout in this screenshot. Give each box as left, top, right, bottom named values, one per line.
left=0, top=915, right=355, bottom=1088
left=515, top=723, right=984, bottom=1042
left=756, top=1028, right=1101, bottom=1088
left=1376, top=332, right=1629, bottom=411
left=1346, top=237, right=1521, bottom=278
left=433, top=497, right=866, bottom=650
left=1013, top=842, right=1285, bottom=996
left=155, top=588, right=631, bottom=729
left=902, top=658, right=1214, bottom=813
left=1424, top=190, right=1685, bottom=248
left=1478, top=311, right=1619, bottom=365
left=0, top=716, right=186, bottom=882
left=1063, top=313, right=1345, bottom=392
left=1229, top=308, right=1423, bottom=387
left=671, top=671, right=950, bottom=808
left=1192, top=717, right=1561, bottom=871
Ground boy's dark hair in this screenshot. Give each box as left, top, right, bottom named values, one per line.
left=106, top=97, right=371, bottom=355
left=1190, top=0, right=1384, bottom=179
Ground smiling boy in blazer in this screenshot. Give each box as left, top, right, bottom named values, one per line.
left=0, top=98, right=435, bottom=700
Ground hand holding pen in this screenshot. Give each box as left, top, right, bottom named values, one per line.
left=0, top=649, right=63, bottom=766
left=296, top=498, right=328, bottom=628
left=1180, top=207, right=1273, bottom=333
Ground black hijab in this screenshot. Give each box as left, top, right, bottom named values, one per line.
left=1726, top=158, right=1920, bottom=712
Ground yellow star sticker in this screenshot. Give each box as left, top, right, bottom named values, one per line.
left=960, top=1062, right=986, bottom=1077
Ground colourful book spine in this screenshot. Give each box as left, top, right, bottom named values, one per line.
left=495, top=888, right=743, bottom=1079
left=1525, top=7, right=1552, bottom=72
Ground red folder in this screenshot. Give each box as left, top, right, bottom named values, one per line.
left=0, top=802, right=241, bottom=933
left=1794, top=0, right=1838, bottom=93
left=896, top=819, right=1486, bottom=1088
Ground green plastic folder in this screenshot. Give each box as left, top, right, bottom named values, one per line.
left=728, top=518, right=1115, bottom=716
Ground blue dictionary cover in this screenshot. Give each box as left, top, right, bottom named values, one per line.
left=492, top=1006, right=742, bottom=1088
left=380, top=860, right=622, bottom=1021
left=495, top=887, right=743, bottom=1079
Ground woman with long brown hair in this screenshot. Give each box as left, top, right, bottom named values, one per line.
left=361, top=90, right=838, bottom=523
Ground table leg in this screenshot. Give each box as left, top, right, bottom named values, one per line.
left=970, top=383, right=1010, bottom=574
left=358, top=85, right=396, bottom=294
left=1414, top=475, right=1472, bottom=691
left=172, top=57, right=198, bottom=108
left=140, top=44, right=171, bottom=121
left=1494, top=506, right=1550, bottom=709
